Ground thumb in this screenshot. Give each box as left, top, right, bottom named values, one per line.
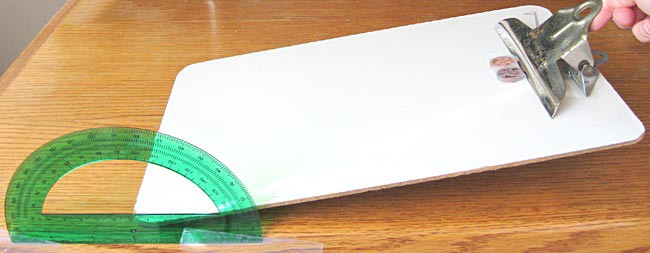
left=632, top=16, right=650, bottom=42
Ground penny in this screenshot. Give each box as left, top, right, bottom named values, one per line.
left=490, top=56, right=517, bottom=70
left=496, top=67, right=524, bottom=83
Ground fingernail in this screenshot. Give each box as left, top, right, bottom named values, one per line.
left=641, top=21, right=650, bottom=42
left=633, top=20, right=650, bottom=43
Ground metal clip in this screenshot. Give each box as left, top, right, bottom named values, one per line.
left=496, top=0, right=608, bottom=118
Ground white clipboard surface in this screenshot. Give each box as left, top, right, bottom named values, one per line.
left=135, top=5, right=644, bottom=213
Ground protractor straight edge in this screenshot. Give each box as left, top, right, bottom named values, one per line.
left=4, top=127, right=262, bottom=244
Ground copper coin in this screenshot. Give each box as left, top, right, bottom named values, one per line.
left=496, top=67, right=524, bottom=83
left=490, top=56, right=517, bottom=69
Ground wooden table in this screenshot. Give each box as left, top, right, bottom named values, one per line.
left=1, top=0, right=649, bottom=252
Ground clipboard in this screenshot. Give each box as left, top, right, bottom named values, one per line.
left=135, top=5, right=644, bottom=213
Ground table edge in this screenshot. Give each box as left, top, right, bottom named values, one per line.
left=0, top=0, right=80, bottom=96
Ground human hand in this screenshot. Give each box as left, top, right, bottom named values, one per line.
left=589, top=0, right=650, bottom=42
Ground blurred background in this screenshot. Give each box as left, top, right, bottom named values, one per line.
left=0, top=0, right=66, bottom=75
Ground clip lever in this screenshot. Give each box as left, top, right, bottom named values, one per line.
left=496, top=0, right=607, bottom=118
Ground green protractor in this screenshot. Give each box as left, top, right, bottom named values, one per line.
left=4, top=127, right=262, bottom=244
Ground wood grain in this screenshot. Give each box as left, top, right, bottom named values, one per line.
left=1, top=0, right=649, bottom=252
left=0, top=0, right=81, bottom=96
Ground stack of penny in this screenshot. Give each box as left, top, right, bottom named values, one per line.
left=490, top=56, right=525, bottom=83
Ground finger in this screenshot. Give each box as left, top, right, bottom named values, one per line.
left=634, top=6, right=648, bottom=22
left=634, top=0, right=650, bottom=16
left=613, top=7, right=638, bottom=29
left=590, top=5, right=614, bottom=31
left=606, top=0, right=650, bottom=15
left=606, top=0, right=637, bottom=8
left=632, top=16, right=650, bottom=42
